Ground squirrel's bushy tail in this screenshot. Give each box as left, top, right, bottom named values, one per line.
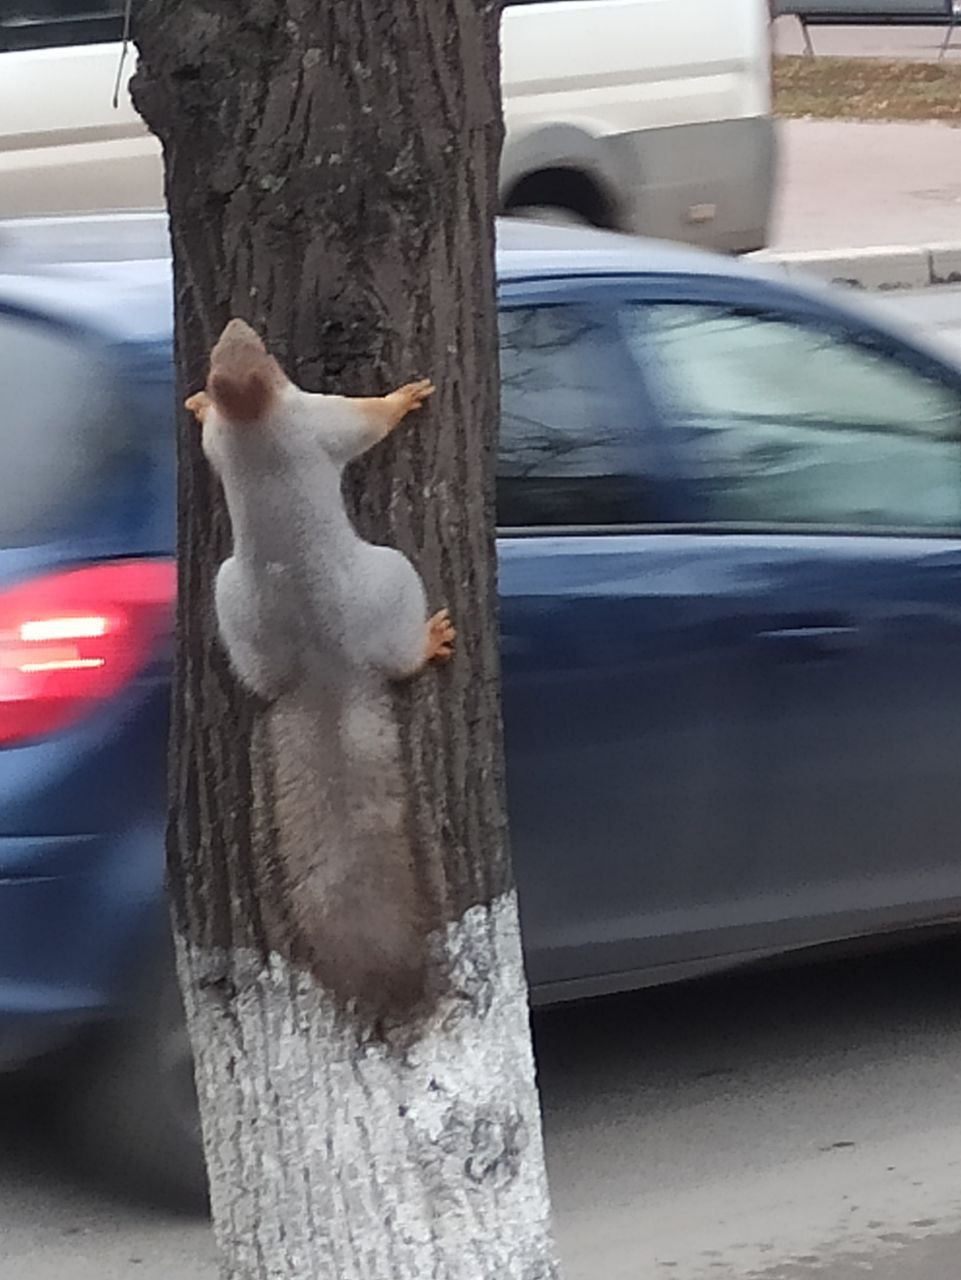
left=266, top=681, right=434, bottom=1024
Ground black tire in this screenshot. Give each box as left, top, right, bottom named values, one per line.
left=70, top=965, right=208, bottom=1211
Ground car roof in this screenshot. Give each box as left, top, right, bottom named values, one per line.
left=0, top=211, right=773, bottom=342
left=0, top=212, right=174, bottom=343
left=0, top=211, right=954, bottom=370
left=0, top=208, right=729, bottom=275
left=497, top=216, right=738, bottom=279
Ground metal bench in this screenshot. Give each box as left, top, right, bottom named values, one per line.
left=773, top=0, right=960, bottom=59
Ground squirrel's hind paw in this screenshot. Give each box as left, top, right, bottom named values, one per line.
left=425, top=608, right=456, bottom=664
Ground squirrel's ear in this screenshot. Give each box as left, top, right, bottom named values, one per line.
left=207, top=318, right=286, bottom=424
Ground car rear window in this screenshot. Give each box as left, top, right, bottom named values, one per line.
left=0, top=311, right=149, bottom=549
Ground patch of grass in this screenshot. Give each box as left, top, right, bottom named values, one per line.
left=774, top=55, right=961, bottom=124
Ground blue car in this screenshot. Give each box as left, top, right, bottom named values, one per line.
left=4, top=213, right=961, bottom=1199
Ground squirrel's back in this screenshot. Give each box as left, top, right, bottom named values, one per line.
left=189, top=318, right=448, bottom=1024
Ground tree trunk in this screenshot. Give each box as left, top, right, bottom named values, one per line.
left=131, top=2, right=559, bottom=1277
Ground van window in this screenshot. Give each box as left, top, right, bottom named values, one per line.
left=498, top=304, right=650, bottom=527
left=0, top=2, right=123, bottom=52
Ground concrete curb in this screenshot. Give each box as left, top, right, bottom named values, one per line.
left=750, top=243, right=961, bottom=290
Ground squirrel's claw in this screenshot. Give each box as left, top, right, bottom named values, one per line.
left=386, top=379, right=435, bottom=424
left=425, top=608, right=456, bottom=664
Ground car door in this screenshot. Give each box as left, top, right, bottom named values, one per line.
left=497, top=281, right=770, bottom=999
left=618, top=284, right=961, bottom=951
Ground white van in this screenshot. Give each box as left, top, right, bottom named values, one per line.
left=0, top=1, right=776, bottom=252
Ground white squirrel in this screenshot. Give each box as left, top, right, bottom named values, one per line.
left=186, top=319, right=455, bottom=1021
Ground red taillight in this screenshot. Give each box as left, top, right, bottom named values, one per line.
left=0, top=560, right=176, bottom=748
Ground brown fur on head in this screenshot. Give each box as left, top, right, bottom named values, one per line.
left=195, top=318, right=288, bottom=425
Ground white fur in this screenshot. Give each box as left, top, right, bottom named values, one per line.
left=203, top=383, right=428, bottom=697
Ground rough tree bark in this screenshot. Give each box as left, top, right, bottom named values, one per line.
left=131, top=2, right=559, bottom=1277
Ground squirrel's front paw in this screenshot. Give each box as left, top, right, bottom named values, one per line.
left=185, top=390, right=211, bottom=425
left=387, top=379, right=435, bottom=423
left=425, top=608, right=456, bottom=664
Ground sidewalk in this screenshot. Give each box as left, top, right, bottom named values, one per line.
left=769, top=118, right=961, bottom=253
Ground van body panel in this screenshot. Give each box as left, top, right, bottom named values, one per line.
left=0, top=1, right=776, bottom=249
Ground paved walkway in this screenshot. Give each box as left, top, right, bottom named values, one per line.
left=770, top=118, right=961, bottom=252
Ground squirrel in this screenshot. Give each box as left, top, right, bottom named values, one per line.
left=185, top=319, right=455, bottom=1023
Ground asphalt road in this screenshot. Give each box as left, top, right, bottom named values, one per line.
left=3, top=286, right=961, bottom=1279
left=541, top=937, right=961, bottom=1280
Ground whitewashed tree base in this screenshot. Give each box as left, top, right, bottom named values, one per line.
left=178, top=890, right=560, bottom=1280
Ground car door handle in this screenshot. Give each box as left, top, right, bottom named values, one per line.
left=756, top=624, right=861, bottom=659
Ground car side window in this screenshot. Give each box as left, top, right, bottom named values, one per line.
left=623, top=302, right=961, bottom=532
left=0, top=2, right=123, bottom=51
left=0, top=312, right=146, bottom=547
left=498, top=304, right=650, bottom=527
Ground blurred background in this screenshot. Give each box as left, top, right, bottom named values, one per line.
left=4, top=3, right=961, bottom=1278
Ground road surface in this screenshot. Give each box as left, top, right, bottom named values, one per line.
left=3, top=286, right=961, bottom=1280
left=543, top=937, right=961, bottom=1280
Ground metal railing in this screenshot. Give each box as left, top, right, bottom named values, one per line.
left=772, top=0, right=960, bottom=58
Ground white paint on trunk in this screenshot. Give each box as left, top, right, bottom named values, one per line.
left=178, top=889, right=560, bottom=1280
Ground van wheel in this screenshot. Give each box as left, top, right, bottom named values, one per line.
left=70, top=969, right=208, bottom=1210
left=506, top=205, right=590, bottom=227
